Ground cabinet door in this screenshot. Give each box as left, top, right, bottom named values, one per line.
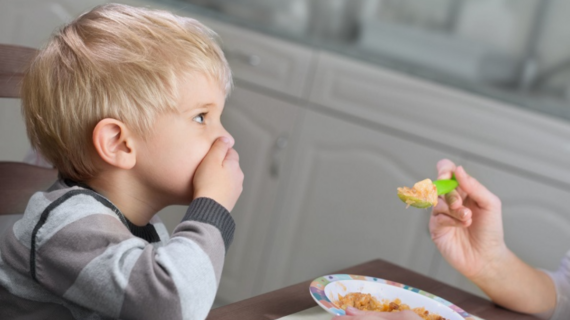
left=429, top=159, right=570, bottom=297
left=310, top=52, right=570, bottom=188
left=209, top=21, right=316, bottom=99
left=214, top=86, right=304, bottom=305
left=259, top=109, right=464, bottom=293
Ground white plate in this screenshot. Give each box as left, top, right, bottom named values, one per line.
left=310, top=274, right=477, bottom=319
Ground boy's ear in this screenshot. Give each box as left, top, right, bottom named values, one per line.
left=92, top=118, right=136, bottom=169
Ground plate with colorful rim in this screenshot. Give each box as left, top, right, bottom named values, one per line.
left=309, top=274, right=479, bottom=320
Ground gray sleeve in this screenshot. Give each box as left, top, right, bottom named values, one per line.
left=180, top=197, right=235, bottom=251
left=542, top=251, right=570, bottom=320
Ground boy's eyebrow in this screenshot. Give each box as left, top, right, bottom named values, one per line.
left=183, top=102, right=215, bottom=112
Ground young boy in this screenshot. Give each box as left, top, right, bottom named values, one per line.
left=0, top=3, right=243, bottom=320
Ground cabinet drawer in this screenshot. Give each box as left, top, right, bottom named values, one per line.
left=204, top=19, right=315, bottom=98
left=309, top=51, right=570, bottom=187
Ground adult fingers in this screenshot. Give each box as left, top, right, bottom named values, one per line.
left=436, top=159, right=456, bottom=180
left=455, top=166, right=500, bottom=210
left=433, top=195, right=472, bottom=226
left=431, top=209, right=472, bottom=229
left=444, top=190, right=471, bottom=222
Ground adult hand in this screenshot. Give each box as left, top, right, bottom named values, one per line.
left=193, top=137, right=244, bottom=212
left=332, top=307, right=422, bottom=320
left=429, top=159, right=506, bottom=280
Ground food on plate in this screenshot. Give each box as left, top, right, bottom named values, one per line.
left=336, top=292, right=448, bottom=320
left=397, top=178, right=438, bottom=208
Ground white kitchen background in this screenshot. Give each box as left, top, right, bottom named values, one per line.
left=2, top=0, right=570, bottom=308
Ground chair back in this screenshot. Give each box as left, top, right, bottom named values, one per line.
left=0, top=44, right=39, bottom=98
left=0, top=44, right=57, bottom=216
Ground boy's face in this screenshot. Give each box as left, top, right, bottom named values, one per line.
left=135, top=73, right=233, bottom=205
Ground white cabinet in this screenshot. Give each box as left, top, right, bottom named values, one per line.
left=258, top=108, right=463, bottom=293
left=215, top=85, right=304, bottom=305
left=308, top=50, right=570, bottom=297
left=0, top=0, right=103, bottom=48
left=209, top=20, right=316, bottom=99
left=199, top=18, right=315, bottom=305
left=309, top=52, right=570, bottom=186
left=462, top=159, right=570, bottom=272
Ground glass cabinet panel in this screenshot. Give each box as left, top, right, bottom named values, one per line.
left=174, top=0, right=570, bottom=121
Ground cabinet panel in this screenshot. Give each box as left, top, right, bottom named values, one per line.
left=0, top=0, right=102, bottom=48
left=215, top=86, right=303, bottom=305
left=309, top=52, right=570, bottom=187
left=203, top=19, right=316, bottom=99
left=260, top=109, right=464, bottom=293
left=463, top=160, right=570, bottom=271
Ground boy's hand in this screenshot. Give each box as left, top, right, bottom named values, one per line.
left=429, top=159, right=507, bottom=280
left=193, top=137, right=243, bottom=212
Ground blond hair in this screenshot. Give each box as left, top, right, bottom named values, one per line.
left=22, top=3, right=232, bottom=181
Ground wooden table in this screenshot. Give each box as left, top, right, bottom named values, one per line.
left=207, top=259, right=541, bottom=320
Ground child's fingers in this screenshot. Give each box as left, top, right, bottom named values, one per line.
left=223, top=147, right=240, bottom=165
left=204, top=137, right=232, bottom=165
left=455, top=166, right=500, bottom=210
left=224, top=148, right=243, bottom=184
left=436, top=159, right=456, bottom=180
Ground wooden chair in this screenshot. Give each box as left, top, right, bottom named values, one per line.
left=0, top=44, right=57, bottom=215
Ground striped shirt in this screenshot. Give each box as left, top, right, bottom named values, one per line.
left=0, top=179, right=235, bottom=320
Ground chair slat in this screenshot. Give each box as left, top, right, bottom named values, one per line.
left=0, top=44, right=38, bottom=98
left=0, top=44, right=55, bottom=216
left=0, top=162, right=57, bottom=215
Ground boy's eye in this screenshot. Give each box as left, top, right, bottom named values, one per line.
left=193, top=113, right=206, bottom=124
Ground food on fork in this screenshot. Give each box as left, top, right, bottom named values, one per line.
left=336, top=292, right=448, bottom=320
left=397, top=179, right=438, bottom=209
